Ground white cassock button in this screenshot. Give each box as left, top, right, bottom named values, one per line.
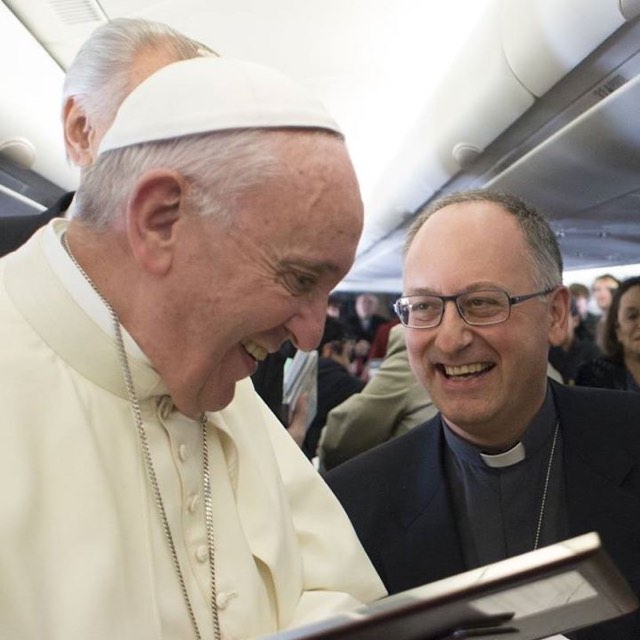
left=187, top=494, right=200, bottom=513
left=158, top=396, right=174, bottom=419
left=179, top=444, right=189, bottom=461
left=216, top=591, right=237, bottom=610
left=195, top=545, right=209, bottom=562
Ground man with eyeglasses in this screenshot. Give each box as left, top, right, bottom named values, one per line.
left=325, top=189, right=640, bottom=640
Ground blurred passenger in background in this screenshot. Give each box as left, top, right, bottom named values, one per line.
left=345, top=293, right=387, bottom=343
left=345, top=292, right=387, bottom=377
left=576, top=276, right=640, bottom=392
left=251, top=341, right=296, bottom=424
left=592, top=273, right=621, bottom=349
left=568, top=282, right=599, bottom=343
left=302, top=317, right=365, bottom=460
left=319, top=324, right=436, bottom=470
left=367, top=317, right=401, bottom=363
left=548, top=297, right=600, bottom=384
left=592, top=273, right=620, bottom=315
left=326, top=292, right=345, bottom=319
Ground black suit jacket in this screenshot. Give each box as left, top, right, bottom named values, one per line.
left=303, top=357, right=365, bottom=459
left=344, top=313, right=387, bottom=343
left=0, top=191, right=73, bottom=258
left=326, top=381, right=640, bottom=639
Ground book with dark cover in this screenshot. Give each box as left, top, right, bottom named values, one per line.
left=260, top=533, right=637, bottom=640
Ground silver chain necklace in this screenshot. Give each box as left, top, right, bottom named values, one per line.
left=62, top=232, right=221, bottom=640
left=533, top=421, right=559, bottom=550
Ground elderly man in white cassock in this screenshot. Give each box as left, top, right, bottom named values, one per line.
left=0, top=57, right=386, bottom=639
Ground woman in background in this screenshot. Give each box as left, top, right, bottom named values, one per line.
left=576, top=276, right=640, bottom=391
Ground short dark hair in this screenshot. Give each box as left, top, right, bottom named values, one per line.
left=569, top=282, right=589, bottom=299
left=405, top=189, right=563, bottom=290
left=318, top=316, right=348, bottom=353
left=602, top=276, right=640, bottom=359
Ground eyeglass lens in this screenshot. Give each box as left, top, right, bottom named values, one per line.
left=400, top=290, right=511, bottom=327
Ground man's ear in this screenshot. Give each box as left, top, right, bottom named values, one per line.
left=126, top=170, right=186, bottom=276
left=63, top=98, right=97, bottom=167
left=547, top=286, right=571, bottom=347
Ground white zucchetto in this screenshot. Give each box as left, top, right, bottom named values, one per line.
left=99, top=57, right=340, bottom=154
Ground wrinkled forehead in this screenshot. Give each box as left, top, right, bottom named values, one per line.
left=226, top=132, right=362, bottom=273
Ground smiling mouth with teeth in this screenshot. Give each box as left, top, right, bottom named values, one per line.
left=441, top=362, right=494, bottom=378
left=241, top=340, right=268, bottom=362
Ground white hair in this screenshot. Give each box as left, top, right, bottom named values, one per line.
left=63, top=18, right=217, bottom=133
left=75, top=129, right=342, bottom=230
left=75, top=130, right=301, bottom=229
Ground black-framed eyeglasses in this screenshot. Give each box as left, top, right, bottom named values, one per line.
left=393, top=287, right=556, bottom=329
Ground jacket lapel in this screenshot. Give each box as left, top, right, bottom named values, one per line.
left=553, top=382, right=640, bottom=590
left=379, top=420, right=466, bottom=593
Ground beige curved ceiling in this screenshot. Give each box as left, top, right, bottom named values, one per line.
left=2, top=0, right=640, bottom=291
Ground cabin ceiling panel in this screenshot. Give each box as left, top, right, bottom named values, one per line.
left=3, top=0, right=640, bottom=290
left=501, top=0, right=626, bottom=96
left=0, top=1, right=79, bottom=190
left=487, top=71, right=640, bottom=218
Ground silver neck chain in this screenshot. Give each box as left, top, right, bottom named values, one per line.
left=533, top=421, right=560, bottom=551
left=61, top=232, right=221, bottom=640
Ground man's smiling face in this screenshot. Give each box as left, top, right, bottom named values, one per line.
left=403, top=200, right=563, bottom=448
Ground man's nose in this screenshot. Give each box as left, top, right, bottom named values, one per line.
left=286, top=297, right=327, bottom=352
left=433, top=300, right=473, bottom=352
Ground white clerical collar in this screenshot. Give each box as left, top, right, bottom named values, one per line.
left=442, top=392, right=557, bottom=470
left=480, top=442, right=526, bottom=468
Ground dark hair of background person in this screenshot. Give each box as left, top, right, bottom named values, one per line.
left=569, top=282, right=590, bottom=299
left=319, top=315, right=351, bottom=354
left=302, top=316, right=365, bottom=459
left=602, top=276, right=640, bottom=360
